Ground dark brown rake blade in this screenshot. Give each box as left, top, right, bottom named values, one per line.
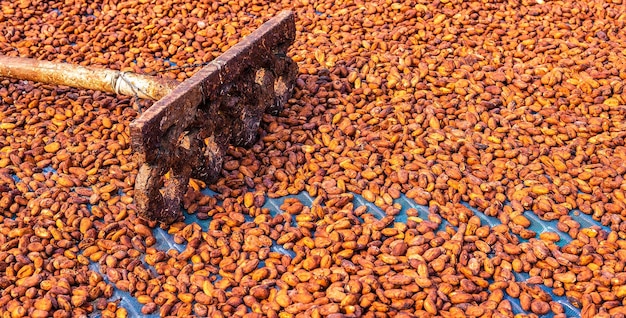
left=130, top=11, right=298, bottom=223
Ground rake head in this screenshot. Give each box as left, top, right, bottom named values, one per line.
left=130, top=11, right=298, bottom=223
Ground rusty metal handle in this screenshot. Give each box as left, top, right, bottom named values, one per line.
left=0, top=55, right=179, bottom=100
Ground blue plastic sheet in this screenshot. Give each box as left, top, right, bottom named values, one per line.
left=10, top=167, right=594, bottom=317
left=108, top=190, right=588, bottom=317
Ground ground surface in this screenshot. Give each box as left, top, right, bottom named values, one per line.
left=1, top=0, right=626, bottom=317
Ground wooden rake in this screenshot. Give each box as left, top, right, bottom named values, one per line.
left=0, top=11, right=297, bottom=223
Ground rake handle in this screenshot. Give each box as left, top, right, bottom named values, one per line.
left=0, top=55, right=179, bottom=101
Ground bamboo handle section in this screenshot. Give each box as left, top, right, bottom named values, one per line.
left=0, top=55, right=179, bottom=101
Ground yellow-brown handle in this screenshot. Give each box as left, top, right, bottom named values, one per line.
left=0, top=55, right=179, bottom=100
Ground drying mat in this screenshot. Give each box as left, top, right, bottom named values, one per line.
left=83, top=186, right=608, bottom=318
